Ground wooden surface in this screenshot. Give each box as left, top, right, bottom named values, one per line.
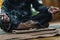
left=32, top=36, right=60, bottom=40
left=0, top=28, right=57, bottom=40
left=0, top=28, right=58, bottom=40
left=0, top=34, right=60, bottom=40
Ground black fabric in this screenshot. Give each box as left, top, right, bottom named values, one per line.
left=0, top=0, right=52, bottom=32
left=32, top=12, right=52, bottom=25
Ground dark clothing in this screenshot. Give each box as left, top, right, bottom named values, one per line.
left=1, top=0, right=52, bottom=32
left=32, top=12, right=52, bottom=25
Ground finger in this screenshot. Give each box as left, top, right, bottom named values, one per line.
left=51, top=10, right=60, bottom=14
left=3, top=16, right=10, bottom=22
left=50, top=6, right=59, bottom=10
left=48, top=8, right=53, bottom=13
left=23, top=23, right=28, bottom=27
left=48, top=7, right=60, bottom=13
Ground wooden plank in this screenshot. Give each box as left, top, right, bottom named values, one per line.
left=0, top=28, right=58, bottom=40
left=0, top=32, right=57, bottom=40
left=12, top=28, right=56, bottom=34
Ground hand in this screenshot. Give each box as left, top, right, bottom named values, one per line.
left=48, top=6, right=60, bottom=14
left=0, top=13, right=10, bottom=22
left=17, top=20, right=39, bottom=29
left=17, top=22, right=31, bottom=29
